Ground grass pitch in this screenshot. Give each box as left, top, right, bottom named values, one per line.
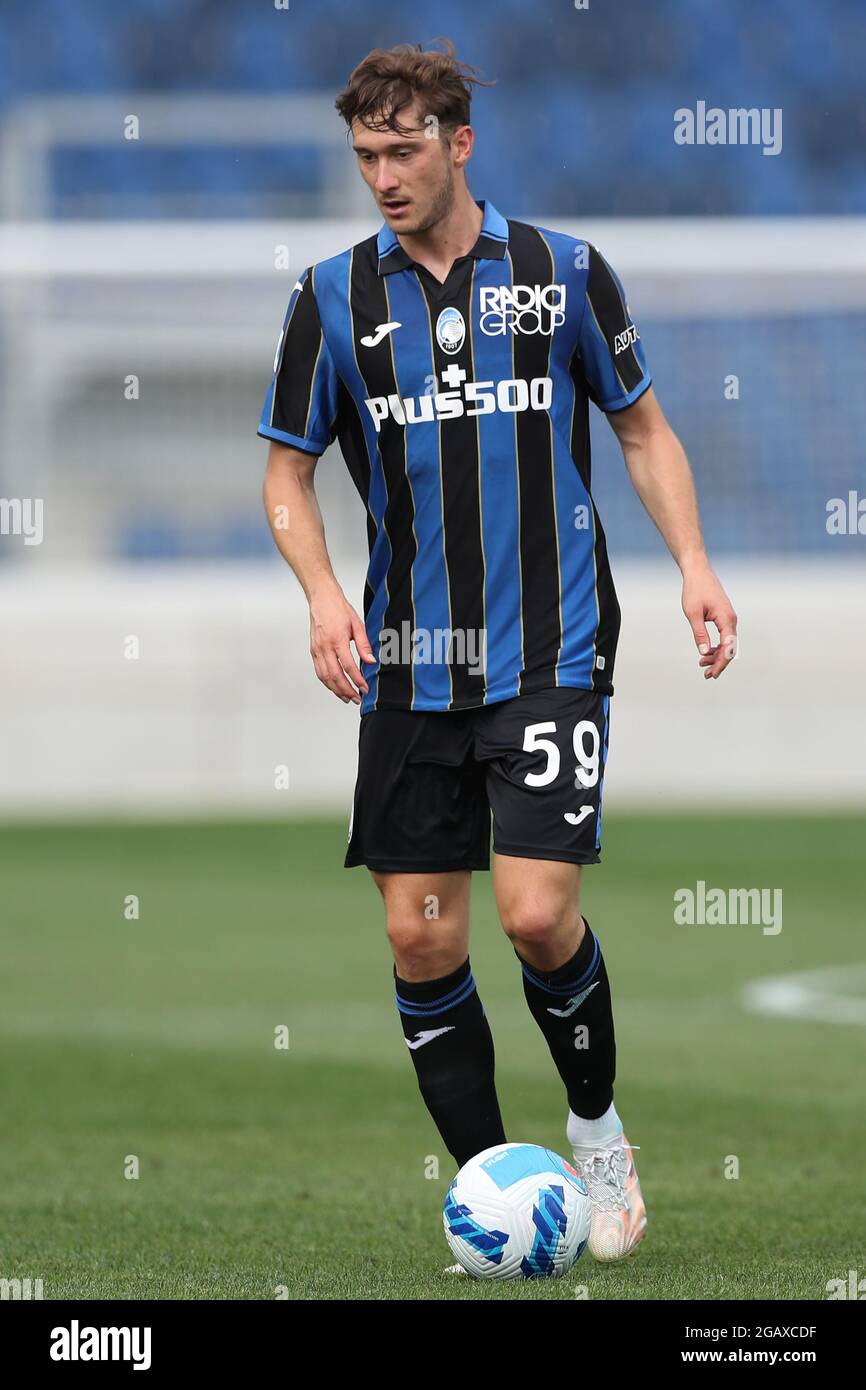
left=1, top=812, right=864, bottom=1300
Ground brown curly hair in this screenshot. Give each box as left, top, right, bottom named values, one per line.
left=335, top=39, right=493, bottom=138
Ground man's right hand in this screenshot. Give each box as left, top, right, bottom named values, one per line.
left=309, top=583, right=374, bottom=704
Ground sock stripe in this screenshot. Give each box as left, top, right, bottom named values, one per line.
left=521, top=935, right=600, bottom=997
left=394, top=974, right=477, bottom=1017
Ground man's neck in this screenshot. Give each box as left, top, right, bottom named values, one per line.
left=397, top=190, right=484, bottom=284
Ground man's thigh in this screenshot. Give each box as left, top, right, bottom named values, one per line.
left=492, top=855, right=583, bottom=924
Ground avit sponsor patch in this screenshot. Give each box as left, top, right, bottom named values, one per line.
left=614, top=323, right=640, bottom=355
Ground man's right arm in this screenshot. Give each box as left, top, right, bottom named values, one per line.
left=263, top=440, right=373, bottom=705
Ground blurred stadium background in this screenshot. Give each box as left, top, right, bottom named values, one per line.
left=1, top=0, right=865, bottom=815
left=1, top=0, right=865, bottom=1301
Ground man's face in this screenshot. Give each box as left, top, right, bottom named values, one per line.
left=351, top=100, right=470, bottom=235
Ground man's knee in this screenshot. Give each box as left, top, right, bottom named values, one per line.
left=385, top=914, right=466, bottom=979
left=499, top=891, right=582, bottom=953
left=372, top=872, right=469, bottom=980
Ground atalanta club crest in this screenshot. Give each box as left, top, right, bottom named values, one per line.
left=436, top=307, right=465, bottom=354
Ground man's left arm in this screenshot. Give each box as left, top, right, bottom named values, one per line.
left=606, top=385, right=738, bottom=680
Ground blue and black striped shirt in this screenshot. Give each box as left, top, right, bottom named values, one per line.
left=258, top=200, right=651, bottom=713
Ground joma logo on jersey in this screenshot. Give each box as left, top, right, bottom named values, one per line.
left=614, top=323, right=639, bottom=355
left=479, top=283, right=566, bottom=337
left=364, top=363, right=553, bottom=433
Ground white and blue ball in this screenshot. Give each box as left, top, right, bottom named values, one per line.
left=443, top=1142, right=591, bottom=1280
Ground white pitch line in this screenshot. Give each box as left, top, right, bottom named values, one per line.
left=742, top=965, right=866, bottom=1025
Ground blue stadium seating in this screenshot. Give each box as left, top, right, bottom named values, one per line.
left=1, top=0, right=864, bottom=216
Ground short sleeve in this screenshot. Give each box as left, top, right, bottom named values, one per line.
left=576, top=245, right=651, bottom=412
left=258, top=267, right=340, bottom=454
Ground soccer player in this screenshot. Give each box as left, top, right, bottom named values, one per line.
left=260, top=41, right=737, bottom=1262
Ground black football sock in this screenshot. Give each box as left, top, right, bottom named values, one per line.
left=394, top=957, right=506, bottom=1168
left=517, top=919, right=616, bottom=1118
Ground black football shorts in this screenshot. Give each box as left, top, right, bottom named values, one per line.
left=344, top=687, right=610, bottom=873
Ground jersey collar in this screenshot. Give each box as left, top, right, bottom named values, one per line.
left=376, top=199, right=509, bottom=275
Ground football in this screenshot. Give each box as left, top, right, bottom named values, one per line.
left=443, top=1142, right=592, bottom=1279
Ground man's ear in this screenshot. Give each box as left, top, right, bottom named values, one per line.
left=452, top=124, right=474, bottom=167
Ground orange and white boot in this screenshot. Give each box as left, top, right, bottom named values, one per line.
left=567, top=1109, right=647, bottom=1261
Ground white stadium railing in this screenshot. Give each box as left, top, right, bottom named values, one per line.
left=1, top=218, right=864, bottom=813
